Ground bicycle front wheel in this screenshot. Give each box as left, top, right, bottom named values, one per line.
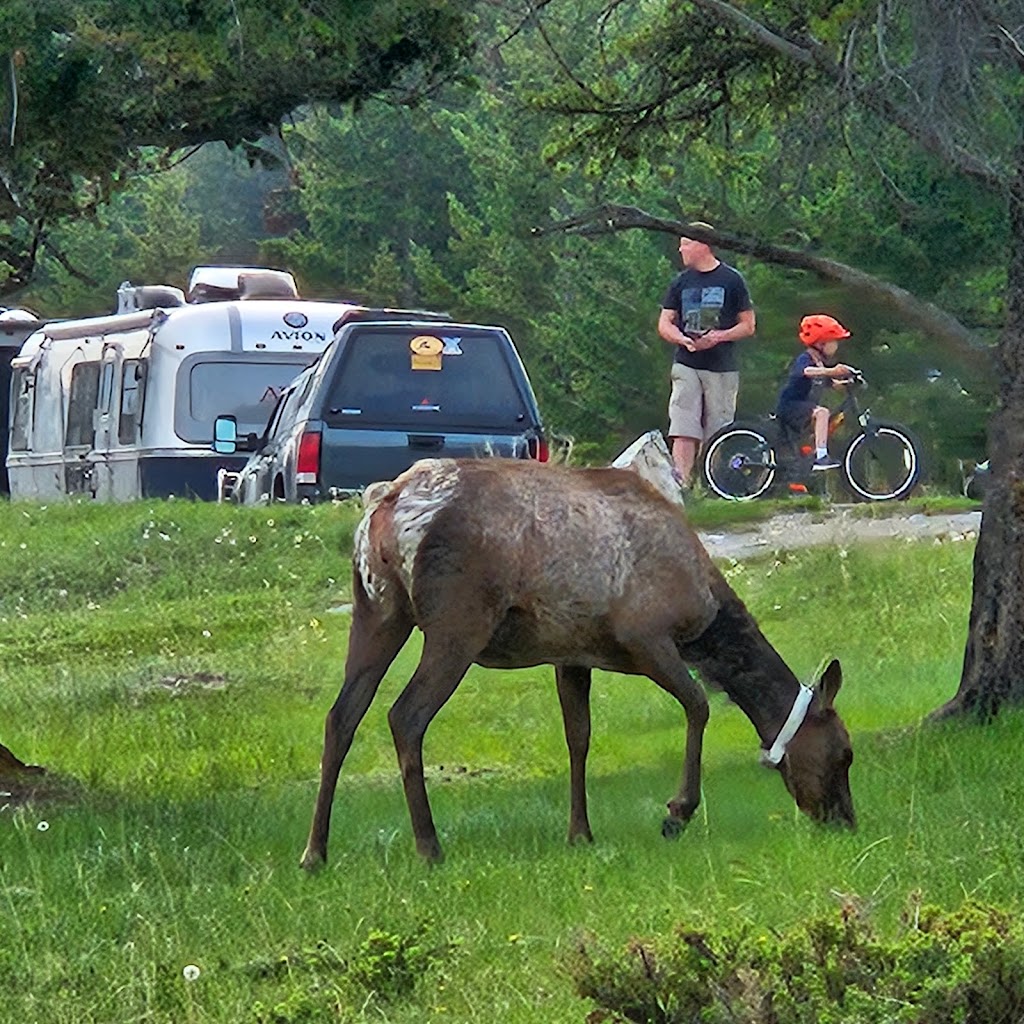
left=842, top=422, right=922, bottom=501
left=702, top=422, right=777, bottom=500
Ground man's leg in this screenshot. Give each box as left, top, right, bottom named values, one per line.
left=699, top=370, right=740, bottom=439
left=668, top=364, right=704, bottom=485
left=671, top=437, right=700, bottom=481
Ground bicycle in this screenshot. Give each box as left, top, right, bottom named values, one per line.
left=701, top=373, right=923, bottom=502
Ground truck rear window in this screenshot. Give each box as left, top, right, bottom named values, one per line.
left=324, top=329, right=533, bottom=428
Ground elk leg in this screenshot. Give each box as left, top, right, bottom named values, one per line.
left=301, top=599, right=413, bottom=870
left=629, top=636, right=709, bottom=837
left=555, top=665, right=593, bottom=845
left=388, top=634, right=479, bottom=862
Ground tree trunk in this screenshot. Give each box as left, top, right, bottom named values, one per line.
left=933, top=162, right=1024, bottom=720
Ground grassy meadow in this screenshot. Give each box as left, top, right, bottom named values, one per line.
left=1, top=495, right=1018, bottom=1024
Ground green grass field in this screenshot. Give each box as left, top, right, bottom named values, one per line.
left=0, top=496, right=1014, bottom=1024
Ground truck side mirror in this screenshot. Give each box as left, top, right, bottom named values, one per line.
left=213, top=415, right=239, bottom=454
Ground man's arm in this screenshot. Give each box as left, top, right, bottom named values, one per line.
left=688, top=308, right=756, bottom=351
left=658, top=307, right=697, bottom=351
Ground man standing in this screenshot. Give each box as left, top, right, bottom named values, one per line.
left=658, top=227, right=756, bottom=485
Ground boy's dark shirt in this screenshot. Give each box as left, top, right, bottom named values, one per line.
left=776, top=350, right=820, bottom=412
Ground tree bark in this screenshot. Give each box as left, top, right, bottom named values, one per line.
left=933, top=159, right=1024, bottom=720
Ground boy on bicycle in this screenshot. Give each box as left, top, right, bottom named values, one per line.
left=776, top=314, right=860, bottom=470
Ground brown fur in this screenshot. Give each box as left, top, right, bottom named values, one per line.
left=301, top=459, right=854, bottom=865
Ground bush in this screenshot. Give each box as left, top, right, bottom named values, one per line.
left=568, top=898, right=1024, bottom=1024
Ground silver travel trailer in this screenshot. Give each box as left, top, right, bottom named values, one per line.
left=1, top=308, right=48, bottom=495
left=6, top=267, right=361, bottom=501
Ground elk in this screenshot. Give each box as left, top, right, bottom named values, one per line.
left=301, top=459, right=855, bottom=866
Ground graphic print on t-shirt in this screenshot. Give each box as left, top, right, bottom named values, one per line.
left=681, top=286, right=726, bottom=334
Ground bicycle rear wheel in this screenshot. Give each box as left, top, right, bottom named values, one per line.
left=842, top=422, right=922, bottom=501
left=702, top=422, right=777, bottom=500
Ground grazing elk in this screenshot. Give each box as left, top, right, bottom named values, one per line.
left=301, top=459, right=855, bottom=866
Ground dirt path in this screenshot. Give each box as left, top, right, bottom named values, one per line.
left=696, top=508, right=982, bottom=561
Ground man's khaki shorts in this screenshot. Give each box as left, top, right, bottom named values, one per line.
left=668, top=364, right=739, bottom=441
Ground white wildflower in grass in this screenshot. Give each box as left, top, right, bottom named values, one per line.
left=202, top=630, right=212, bottom=638
left=266, top=518, right=275, bottom=527
left=182, top=964, right=200, bottom=982
left=37, top=821, right=49, bottom=832
left=249, top=535, right=258, bottom=544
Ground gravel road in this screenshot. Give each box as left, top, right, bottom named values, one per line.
left=696, top=508, right=982, bottom=561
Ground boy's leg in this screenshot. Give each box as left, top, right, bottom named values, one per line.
left=811, top=406, right=840, bottom=470
left=812, top=406, right=830, bottom=451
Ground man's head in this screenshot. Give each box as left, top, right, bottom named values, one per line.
left=677, top=223, right=718, bottom=270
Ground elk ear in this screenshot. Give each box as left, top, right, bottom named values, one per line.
left=816, top=659, right=843, bottom=709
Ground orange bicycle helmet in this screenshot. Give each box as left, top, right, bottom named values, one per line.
left=800, top=314, right=851, bottom=346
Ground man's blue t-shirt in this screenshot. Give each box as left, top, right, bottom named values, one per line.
left=661, top=262, right=752, bottom=373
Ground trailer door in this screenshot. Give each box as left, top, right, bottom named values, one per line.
left=89, top=347, right=121, bottom=499
left=63, top=360, right=101, bottom=496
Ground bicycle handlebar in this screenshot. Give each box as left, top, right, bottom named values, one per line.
left=837, top=370, right=865, bottom=386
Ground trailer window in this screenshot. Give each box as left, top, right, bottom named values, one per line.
left=9, top=369, right=33, bottom=452
left=186, top=359, right=311, bottom=437
left=119, top=359, right=146, bottom=444
left=66, top=362, right=101, bottom=447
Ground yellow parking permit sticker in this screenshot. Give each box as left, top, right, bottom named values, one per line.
left=410, top=335, right=444, bottom=370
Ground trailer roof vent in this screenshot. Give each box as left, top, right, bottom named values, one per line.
left=116, top=283, right=186, bottom=314
left=187, top=266, right=299, bottom=303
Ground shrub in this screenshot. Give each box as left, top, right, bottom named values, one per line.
left=567, top=898, right=1024, bottom=1024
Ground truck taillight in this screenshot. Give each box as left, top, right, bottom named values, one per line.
left=528, top=436, right=549, bottom=462
left=296, top=430, right=321, bottom=484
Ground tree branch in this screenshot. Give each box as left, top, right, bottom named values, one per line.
left=688, top=0, right=817, bottom=65
left=44, top=242, right=99, bottom=288
left=996, top=22, right=1024, bottom=68
left=687, top=0, right=1006, bottom=188
left=533, top=204, right=995, bottom=382
left=7, top=53, right=18, bottom=147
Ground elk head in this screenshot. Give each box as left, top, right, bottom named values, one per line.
left=774, top=660, right=855, bottom=827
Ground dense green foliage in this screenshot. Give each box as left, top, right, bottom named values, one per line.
left=0, top=0, right=475, bottom=289
left=1, top=497, right=1019, bottom=1024
left=571, top=901, right=1024, bottom=1023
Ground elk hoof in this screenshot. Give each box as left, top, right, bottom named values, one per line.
left=299, top=848, right=326, bottom=872
left=661, top=816, right=687, bottom=840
